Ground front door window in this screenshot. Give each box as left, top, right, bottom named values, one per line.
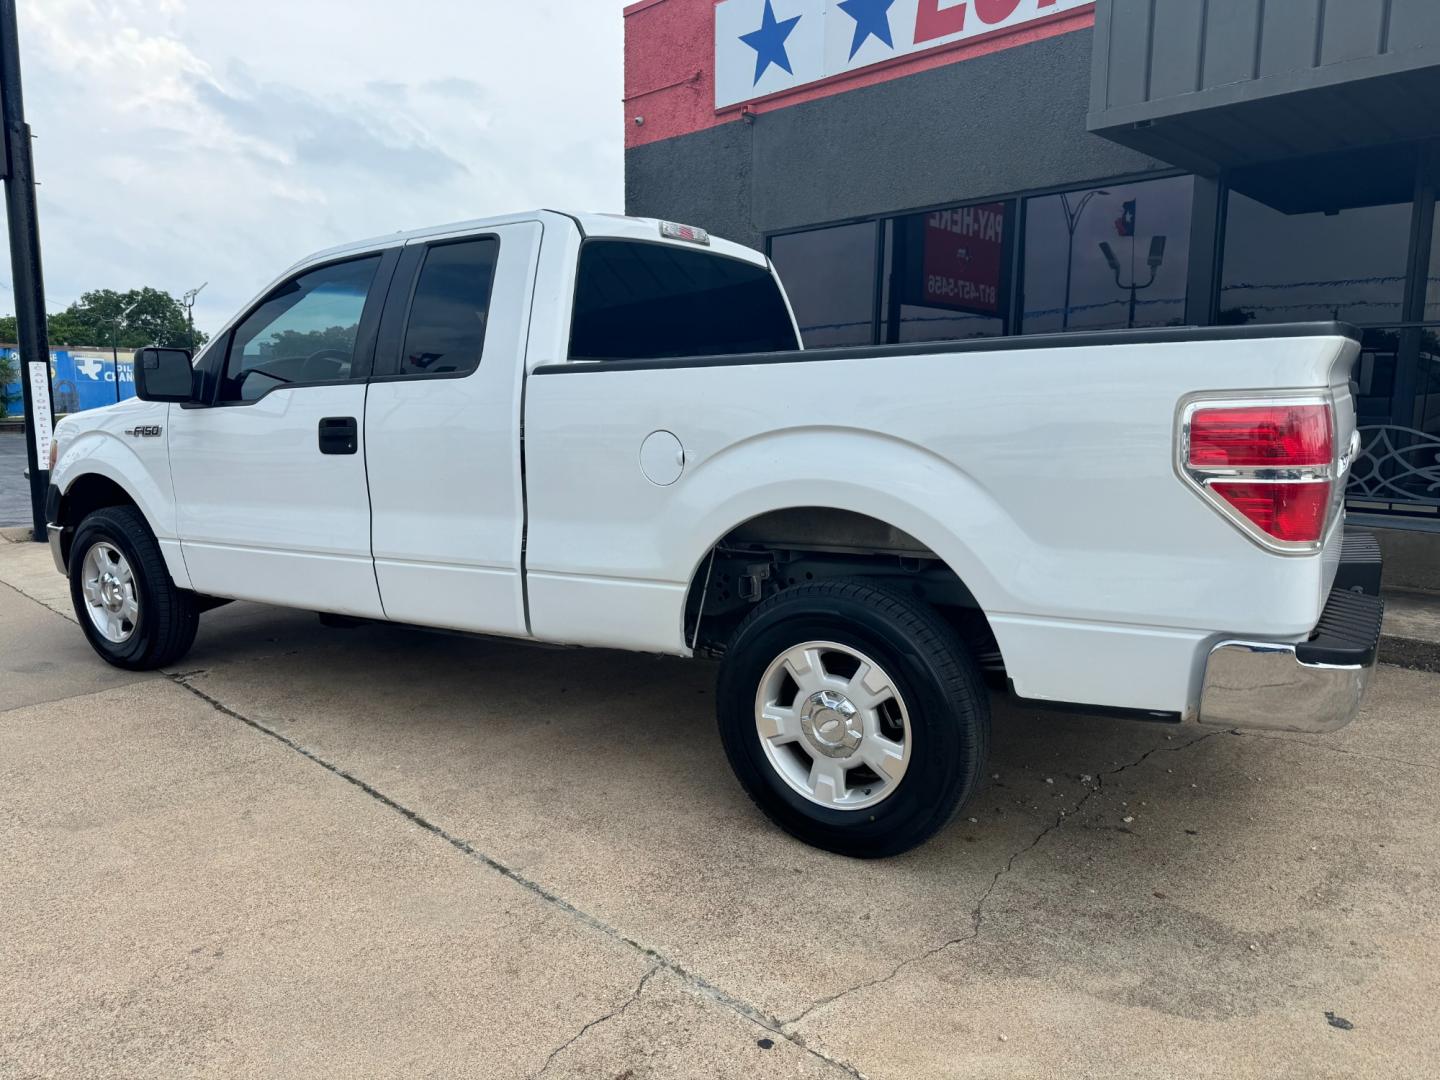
left=220, top=257, right=381, bottom=402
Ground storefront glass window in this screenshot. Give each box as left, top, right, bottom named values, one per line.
left=1426, top=205, right=1440, bottom=323
left=881, top=202, right=1014, bottom=342
left=769, top=222, right=878, bottom=347
left=1419, top=209, right=1440, bottom=439
left=1221, top=193, right=1411, bottom=326
left=1022, top=176, right=1193, bottom=334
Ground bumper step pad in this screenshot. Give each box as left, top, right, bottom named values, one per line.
left=1296, top=588, right=1384, bottom=667
left=1334, top=529, right=1383, bottom=598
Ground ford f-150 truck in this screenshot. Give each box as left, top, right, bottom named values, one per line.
left=44, top=210, right=1384, bottom=857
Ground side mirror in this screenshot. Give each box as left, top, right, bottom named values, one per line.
left=133, top=347, right=195, bottom=403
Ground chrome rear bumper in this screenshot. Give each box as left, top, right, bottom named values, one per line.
left=1198, top=638, right=1376, bottom=734
left=1197, top=578, right=1383, bottom=735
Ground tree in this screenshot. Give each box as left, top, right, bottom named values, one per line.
left=0, top=287, right=208, bottom=350
left=266, top=325, right=358, bottom=360
left=0, top=350, right=19, bottom=419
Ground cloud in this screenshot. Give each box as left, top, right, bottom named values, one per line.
left=2, top=0, right=625, bottom=333
left=189, top=68, right=470, bottom=186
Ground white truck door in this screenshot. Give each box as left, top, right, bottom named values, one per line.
left=363, top=221, right=542, bottom=635
left=168, top=250, right=400, bottom=617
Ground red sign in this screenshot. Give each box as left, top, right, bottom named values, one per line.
left=920, top=202, right=1008, bottom=315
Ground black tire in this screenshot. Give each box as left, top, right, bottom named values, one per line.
left=68, top=505, right=199, bottom=671
left=717, top=579, right=990, bottom=858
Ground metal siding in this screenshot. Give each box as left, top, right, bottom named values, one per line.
left=1319, top=0, right=1387, bottom=66
left=1149, top=0, right=1206, bottom=100
left=1090, top=0, right=1440, bottom=168
left=1105, top=0, right=1153, bottom=107
left=1258, top=0, right=1325, bottom=78
left=1201, top=0, right=1263, bottom=88
left=1389, top=0, right=1440, bottom=53
left=1089, top=0, right=1115, bottom=123
left=1384, top=68, right=1440, bottom=130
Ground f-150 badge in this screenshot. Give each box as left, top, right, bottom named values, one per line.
left=124, top=425, right=163, bottom=439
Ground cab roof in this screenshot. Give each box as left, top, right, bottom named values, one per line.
left=287, top=210, right=768, bottom=279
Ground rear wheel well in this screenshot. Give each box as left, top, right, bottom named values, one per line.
left=684, top=508, right=1004, bottom=680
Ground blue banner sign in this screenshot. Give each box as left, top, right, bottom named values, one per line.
left=1, top=347, right=137, bottom=417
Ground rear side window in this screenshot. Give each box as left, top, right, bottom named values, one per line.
left=569, top=240, right=799, bottom=361
left=400, top=237, right=500, bottom=377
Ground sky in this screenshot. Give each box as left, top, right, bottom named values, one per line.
left=1, top=0, right=626, bottom=334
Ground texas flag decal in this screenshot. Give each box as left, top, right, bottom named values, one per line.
left=1115, top=199, right=1136, bottom=238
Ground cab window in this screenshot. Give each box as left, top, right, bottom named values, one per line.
left=568, top=240, right=799, bottom=361
left=398, top=238, right=499, bottom=377
left=219, top=256, right=381, bottom=402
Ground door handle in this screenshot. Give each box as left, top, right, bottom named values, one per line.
left=318, top=416, right=358, bottom=455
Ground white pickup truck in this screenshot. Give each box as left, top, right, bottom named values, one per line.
left=45, top=210, right=1383, bottom=856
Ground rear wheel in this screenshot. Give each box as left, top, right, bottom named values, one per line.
left=717, top=579, right=989, bottom=858
left=69, top=506, right=199, bottom=670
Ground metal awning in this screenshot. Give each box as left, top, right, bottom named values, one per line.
left=1087, top=0, right=1440, bottom=174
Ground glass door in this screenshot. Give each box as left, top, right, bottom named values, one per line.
left=1219, top=144, right=1440, bottom=519
left=1352, top=173, right=1440, bottom=517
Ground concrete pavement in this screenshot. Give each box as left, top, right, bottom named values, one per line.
left=2, top=531, right=1438, bottom=1078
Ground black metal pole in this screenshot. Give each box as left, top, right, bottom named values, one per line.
left=1062, top=227, right=1075, bottom=331
left=1, top=0, right=53, bottom=541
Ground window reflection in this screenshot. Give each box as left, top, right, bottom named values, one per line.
left=1418, top=327, right=1440, bottom=439
left=1023, top=176, right=1193, bottom=333
left=1427, top=204, right=1440, bottom=323
left=1221, top=194, right=1410, bottom=326
left=769, top=222, right=877, bottom=348
left=882, top=202, right=1013, bottom=342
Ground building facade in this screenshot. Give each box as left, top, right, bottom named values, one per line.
left=1, top=346, right=135, bottom=419
left=624, top=0, right=1440, bottom=529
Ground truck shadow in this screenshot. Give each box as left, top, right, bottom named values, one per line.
left=168, top=602, right=1413, bottom=1028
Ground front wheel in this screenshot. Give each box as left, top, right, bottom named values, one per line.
left=69, top=505, right=199, bottom=671
left=716, top=579, right=990, bottom=858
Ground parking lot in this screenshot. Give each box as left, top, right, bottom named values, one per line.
left=0, top=433, right=31, bottom=528
left=2, top=530, right=1437, bottom=1079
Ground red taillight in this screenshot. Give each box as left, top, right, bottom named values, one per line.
left=1189, top=405, right=1333, bottom=468
left=1210, top=481, right=1332, bottom=543
left=1181, top=399, right=1339, bottom=549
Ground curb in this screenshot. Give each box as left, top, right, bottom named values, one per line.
left=1380, top=634, right=1440, bottom=674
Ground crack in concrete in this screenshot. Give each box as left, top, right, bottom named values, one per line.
left=1234, top=729, right=1437, bottom=773
left=0, top=574, right=75, bottom=623
left=166, top=673, right=865, bottom=1080
left=532, top=965, right=659, bottom=1078
left=779, top=728, right=1234, bottom=1032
